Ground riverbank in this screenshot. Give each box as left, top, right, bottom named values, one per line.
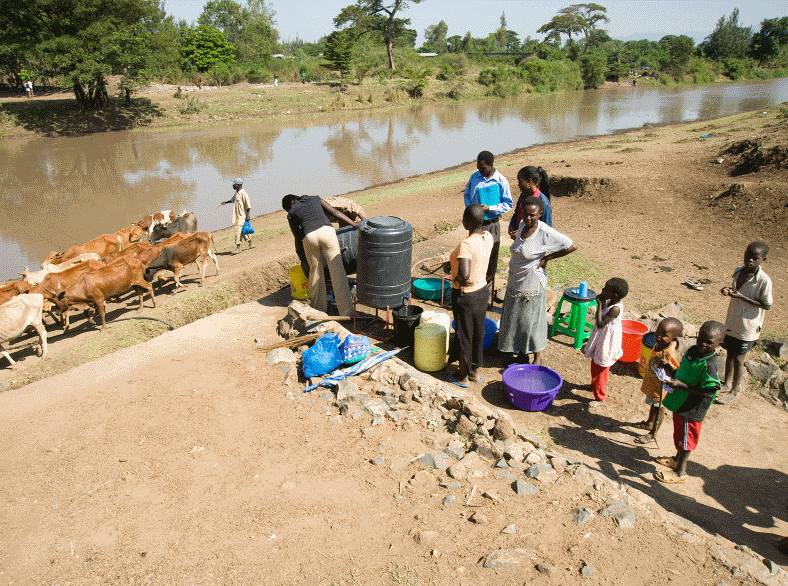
left=0, top=67, right=742, bottom=140
left=1, top=104, right=787, bottom=583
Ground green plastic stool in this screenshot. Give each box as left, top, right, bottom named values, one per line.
left=550, top=288, right=598, bottom=349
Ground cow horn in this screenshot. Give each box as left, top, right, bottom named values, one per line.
left=43, top=285, right=57, bottom=296
left=55, top=277, right=62, bottom=290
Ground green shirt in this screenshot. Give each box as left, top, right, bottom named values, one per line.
left=663, top=346, right=720, bottom=421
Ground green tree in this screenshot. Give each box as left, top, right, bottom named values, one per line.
left=181, top=25, right=237, bottom=72
left=566, top=3, right=608, bottom=39
left=701, top=8, right=752, bottom=61
left=198, top=0, right=278, bottom=63
left=658, top=34, right=695, bottom=77
left=537, top=13, right=584, bottom=46
left=334, top=0, right=424, bottom=71
left=422, top=19, right=448, bottom=53
left=579, top=51, right=606, bottom=88
left=446, top=34, right=462, bottom=53
left=1, top=0, right=168, bottom=110
left=324, top=29, right=355, bottom=90
left=750, top=17, right=788, bottom=64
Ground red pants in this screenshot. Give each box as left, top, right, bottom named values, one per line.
left=673, top=414, right=703, bottom=451
left=591, top=361, right=610, bottom=401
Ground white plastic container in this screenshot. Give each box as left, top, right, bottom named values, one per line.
left=414, top=323, right=447, bottom=372
left=420, top=310, right=451, bottom=352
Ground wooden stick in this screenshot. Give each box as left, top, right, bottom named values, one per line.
left=256, top=333, right=320, bottom=352
left=465, top=485, right=477, bottom=506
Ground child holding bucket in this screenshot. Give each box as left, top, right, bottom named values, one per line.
left=443, top=204, right=493, bottom=387
left=583, top=277, right=628, bottom=403
left=633, top=317, right=683, bottom=444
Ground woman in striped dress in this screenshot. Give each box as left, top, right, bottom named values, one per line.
left=498, top=198, right=576, bottom=365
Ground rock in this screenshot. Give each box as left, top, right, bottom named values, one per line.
left=399, top=371, right=433, bottom=394
left=447, top=452, right=488, bottom=480
left=362, top=398, right=389, bottom=418
left=442, top=495, right=456, bottom=506
left=455, top=414, right=478, bottom=436
left=550, top=456, right=568, bottom=472
left=413, top=530, right=439, bottom=546
left=371, top=415, right=385, bottom=426
left=474, top=439, right=502, bottom=462
left=536, top=562, right=556, bottom=577
left=482, top=549, right=531, bottom=568
left=765, top=559, right=780, bottom=575
left=656, top=302, right=683, bottom=319
left=351, top=410, right=363, bottom=420
left=283, top=366, right=299, bottom=388
left=438, top=479, right=462, bottom=490
left=493, top=469, right=518, bottom=481
left=371, top=456, right=384, bottom=466
left=318, top=390, right=334, bottom=401
left=495, top=458, right=509, bottom=469
left=525, top=462, right=557, bottom=483
left=525, top=451, right=543, bottom=465
left=469, top=512, right=488, bottom=524
left=513, top=480, right=538, bottom=496
left=418, top=451, right=452, bottom=471
left=385, top=410, right=404, bottom=423
left=580, top=561, right=595, bottom=577
left=492, top=414, right=517, bottom=441
left=572, top=507, right=594, bottom=526
left=483, top=490, right=503, bottom=503
left=779, top=343, right=788, bottom=361
left=600, top=502, right=636, bottom=529
left=431, top=548, right=440, bottom=558
left=502, top=441, right=524, bottom=463
left=443, top=444, right=465, bottom=460
left=338, top=403, right=349, bottom=416
left=501, top=524, right=516, bottom=534
left=463, top=399, right=494, bottom=421
left=408, top=470, right=436, bottom=489
left=335, top=379, right=358, bottom=401
left=266, top=347, right=297, bottom=366
left=746, top=353, right=779, bottom=385
left=521, top=434, right=545, bottom=449
left=381, top=395, right=398, bottom=407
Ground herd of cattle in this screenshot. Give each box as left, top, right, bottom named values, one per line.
left=0, top=210, right=220, bottom=368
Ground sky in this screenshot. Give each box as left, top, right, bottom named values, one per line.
left=161, top=0, right=788, bottom=45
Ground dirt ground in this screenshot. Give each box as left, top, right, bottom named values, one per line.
left=0, top=105, right=787, bottom=585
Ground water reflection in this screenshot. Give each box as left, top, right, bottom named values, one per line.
left=1, top=78, right=787, bottom=279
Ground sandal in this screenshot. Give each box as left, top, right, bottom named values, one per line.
left=632, top=420, right=651, bottom=430
left=444, top=371, right=469, bottom=388
left=634, top=433, right=654, bottom=444
left=655, top=457, right=678, bottom=469
left=469, top=376, right=484, bottom=384
left=655, top=470, right=686, bottom=484
left=684, top=278, right=703, bottom=291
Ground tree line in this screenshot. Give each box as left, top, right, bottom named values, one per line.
left=1, top=0, right=786, bottom=109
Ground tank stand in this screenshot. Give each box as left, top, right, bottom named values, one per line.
left=353, top=302, right=395, bottom=343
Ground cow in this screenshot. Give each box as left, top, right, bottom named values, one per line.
left=49, top=257, right=155, bottom=331
left=31, top=259, right=107, bottom=328
left=101, top=241, right=154, bottom=264
left=143, top=232, right=219, bottom=288
left=149, top=212, right=197, bottom=243
left=0, top=279, right=32, bottom=306
left=21, top=253, right=102, bottom=286
left=43, top=234, right=123, bottom=266
left=102, top=232, right=189, bottom=265
left=136, top=210, right=176, bottom=236
left=0, top=293, right=47, bottom=367
left=113, top=224, right=145, bottom=245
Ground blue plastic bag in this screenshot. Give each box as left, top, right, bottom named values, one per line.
left=242, top=220, right=255, bottom=236
left=302, top=333, right=343, bottom=378
left=341, top=334, right=371, bottom=364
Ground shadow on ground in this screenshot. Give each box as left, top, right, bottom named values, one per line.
left=1, top=95, right=165, bottom=136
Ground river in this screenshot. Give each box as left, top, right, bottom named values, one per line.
left=1, top=77, right=787, bottom=280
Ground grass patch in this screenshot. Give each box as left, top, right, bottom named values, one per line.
left=547, top=251, right=602, bottom=289
left=433, top=220, right=454, bottom=235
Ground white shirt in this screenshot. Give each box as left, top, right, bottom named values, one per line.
left=507, top=221, right=573, bottom=293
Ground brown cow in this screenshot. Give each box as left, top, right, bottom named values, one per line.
left=143, top=232, right=219, bottom=288
left=102, top=232, right=188, bottom=265
left=0, top=279, right=32, bottom=306
left=136, top=210, right=176, bottom=235
left=50, top=257, right=155, bottom=331
left=43, top=234, right=123, bottom=266
left=21, top=253, right=102, bottom=286
left=31, top=259, right=107, bottom=327
left=113, top=224, right=145, bottom=245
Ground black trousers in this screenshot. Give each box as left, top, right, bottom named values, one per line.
left=452, top=285, right=489, bottom=373
left=483, top=218, right=500, bottom=283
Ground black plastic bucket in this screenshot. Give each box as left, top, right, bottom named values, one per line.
left=336, top=226, right=358, bottom=275
left=393, top=305, right=423, bottom=348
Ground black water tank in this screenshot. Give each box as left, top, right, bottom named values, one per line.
left=335, top=226, right=358, bottom=275
left=356, top=216, right=412, bottom=309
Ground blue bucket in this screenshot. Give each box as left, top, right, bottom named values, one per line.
left=451, top=318, right=499, bottom=351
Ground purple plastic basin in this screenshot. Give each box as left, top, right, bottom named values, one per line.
left=503, top=364, right=563, bottom=412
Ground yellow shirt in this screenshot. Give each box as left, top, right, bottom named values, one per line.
left=232, top=189, right=250, bottom=225
left=450, top=232, right=493, bottom=293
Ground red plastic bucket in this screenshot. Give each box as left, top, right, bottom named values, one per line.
left=620, top=320, right=649, bottom=362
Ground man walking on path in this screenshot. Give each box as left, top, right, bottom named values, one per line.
left=221, top=178, right=254, bottom=254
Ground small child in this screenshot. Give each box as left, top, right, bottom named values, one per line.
left=583, top=277, right=629, bottom=403
left=716, top=241, right=772, bottom=405
left=444, top=204, right=494, bottom=387
left=633, top=317, right=683, bottom=444
left=655, top=320, right=725, bottom=484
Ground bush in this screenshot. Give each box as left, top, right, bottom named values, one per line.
left=436, top=64, right=456, bottom=81
left=178, top=95, right=203, bottom=114
left=439, top=53, right=468, bottom=75
left=445, top=81, right=465, bottom=100
left=691, top=60, right=716, bottom=84
left=723, top=58, right=754, bottom=80
left=579, top=52, right=607, bottom=89
left=519, top=58, right=582, bottom=93
left=245, top=65, right=270, bottom=84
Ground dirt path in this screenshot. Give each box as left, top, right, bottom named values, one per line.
left=0, top=106, right=786, bottom=584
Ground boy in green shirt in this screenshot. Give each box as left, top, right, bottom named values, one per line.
left=654, top=321, right=725, bottom=484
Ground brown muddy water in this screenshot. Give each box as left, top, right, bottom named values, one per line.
left=1, top=78, right=787, bottom=280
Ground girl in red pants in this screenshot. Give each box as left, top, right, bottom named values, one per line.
left=583, top=278, right=628, bottom=403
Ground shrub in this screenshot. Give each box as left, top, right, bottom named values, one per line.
left=245, top=65, right=270, bottom=84
left=178, top=95, right=203, bottom=114
left=691, top=60, right=716, bottom=84
left=436, top=64, right=456, bottom=81
left=519, top=58, right=582, bottom=93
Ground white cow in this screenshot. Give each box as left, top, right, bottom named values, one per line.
left=0, top=293, right=48, bottom=367
left=22, top=253, right=102, bottom=286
